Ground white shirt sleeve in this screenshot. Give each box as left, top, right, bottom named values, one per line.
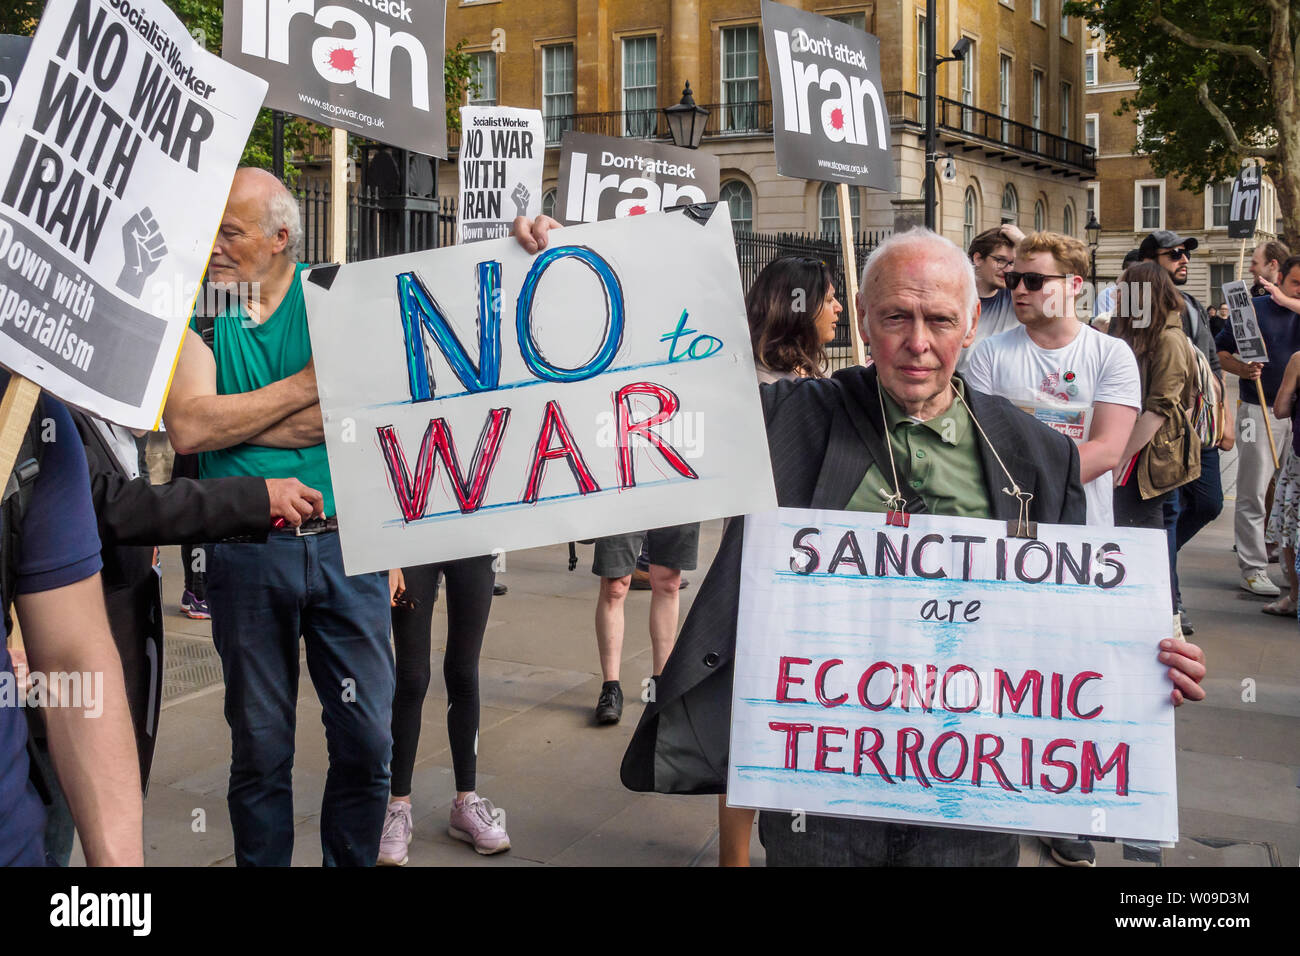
left=1094, top=337, right=1143, bottom=411
left=963, top=339, right=996, bottom=395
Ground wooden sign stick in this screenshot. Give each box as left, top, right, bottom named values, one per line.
left=0, top=374, right=41, bottom=493
left=836, top=182, right=867, bottom=367
left=1256, top=377, right=1280, bottom=470
left=330, top=127, right=349, bottom=265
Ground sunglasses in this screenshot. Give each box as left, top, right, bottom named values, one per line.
left=1160, top=248, right=1192, bottom=261
left=1004, top=271, right=1068, bottom=291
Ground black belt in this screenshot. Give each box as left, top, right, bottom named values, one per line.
left=272, top=515, right=338, bottom=536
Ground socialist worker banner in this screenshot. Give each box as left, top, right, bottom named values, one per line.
left=222, top=0, right=447, bottom=157
left=303, top=205, right=776, bottom=574
left=457, top=106, right=544, bottom=243
left=760, top=0, right=894, bottom=192
left=729, top=508, right=1178, bottom=844
left=553, top=131, right=720, bottom=225
left=0, top=0, right=265, bottom=428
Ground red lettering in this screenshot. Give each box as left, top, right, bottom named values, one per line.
left=775, top=657, right=811, bottom=703
left=972, top=733, right=1018, bottom=792
left=614, top=382, right=699, bottom=488
left=895, top=727, right=931, bottom=788
left=993, top=668, right=1043, bottom=717
left=814, top=726, right=848, bottom=773
left=1039, top=738, right=1078, bottom=793
left=522, top=401, right=600, bottom=502
left=768, top=722, right=814, bottom=770
left=856, top=661, right=898, bottom=712
left=898, top=663, right=937, bottom=712
left=853, top=727, right=895, bottom=782
left=1050, top=672, right=1064, bottom=720
left=1067, top=671, right=1104, bottom=720
left=927, top=730, right=969, bottom=782
left=1080, top=741, right=1129, bottom=795
left=941, top=664, right=980, bottom=713
left=1020, top=736, right=1034, bottom=788
left=814, top=659, right=849, bottom=707
left=376, top=408, right=511, bottom=520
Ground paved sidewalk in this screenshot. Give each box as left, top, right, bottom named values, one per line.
left=104, top=493, right=1297, bottom=867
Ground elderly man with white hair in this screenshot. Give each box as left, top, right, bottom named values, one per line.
left=618, top=226, right=1208, bottom=866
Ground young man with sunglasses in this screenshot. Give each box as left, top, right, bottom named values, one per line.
left=965, top=232, right=1141, bottom=531
left=958, top=224, right=1026, bottom=369
left=1140, top=230, right=1227, bottom=629
left=1216, top=254, right=1300, bottom=600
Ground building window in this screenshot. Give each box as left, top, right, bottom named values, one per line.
left=1209, top=264, right=1235, bottom=307
left=963, top=187, right=978, bottom=249
left=1032, top=0, right=1043, bottom=20
left=828, top=12, right=866, bottom=30
left=469, top=52, right=496, bottom=106
left=1136, top=181, right=1164, bottom=231
left=1135, top=109, right=1150, bottom=152
left=1060, top=82, right=1070, bottom=139
left=1034, top=199, right=1045, bottom=232
left=999, top=55, right=1013, bottom=142
left=1084, top=114, right=1098, bottom=151
left=721, top=181, right=754, bottom=231
left=1084, top=50, right=1097, bottom=86
left=1031, top=70, right=1043, bottom=150
left=1210, top=182, right=1232, bottom=228
left=819, top=183, right=861, bottom=236
left=542, top=188, right=556, bottom=220
left=959, top=39, right=975, bottom=132
left=917, top=15, right=927, bottom=100
left=622, top=37, right=657, bottom=137
left=543, top=44, right=575, bottom=145
left=1061, top=3, right=1071, bottom=37
left=1063, top=202, right=1074, bottom=237
left=1086, top=183, right=1098, bottom=224
left=1002, top=183, right=1019, bottom=224
left=721, top=26, right=760, bottom=132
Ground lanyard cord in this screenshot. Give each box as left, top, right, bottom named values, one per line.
left=875, top=379, right=1035, bottom=532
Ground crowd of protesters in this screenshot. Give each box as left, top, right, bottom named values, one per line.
left=30, top=167, right=1300, bottom=868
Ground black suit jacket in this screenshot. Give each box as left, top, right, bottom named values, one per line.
left=67, top=409, right=271, bottom=785
left=620, top=364, right=1087, bottom=795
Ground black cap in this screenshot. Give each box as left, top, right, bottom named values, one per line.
left=1139, top=230, right=1199, bottom=260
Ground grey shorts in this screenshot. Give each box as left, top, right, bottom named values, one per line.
left=591, top=523, right=700, bottom=578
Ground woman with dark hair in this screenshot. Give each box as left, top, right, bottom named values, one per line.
left=1110, top=262, right=1203, bottom=618
left=746, top=256, right=842, bottom=383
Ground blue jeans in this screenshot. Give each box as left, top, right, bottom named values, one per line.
left=208, top=532, right=394, bottom=866
left=1163, top=446, right=1224, bottom=603
left=758, top=812, right=1020, bottom=866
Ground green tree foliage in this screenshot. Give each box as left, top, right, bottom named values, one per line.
left=1066, top=0, right=1295, bottom=242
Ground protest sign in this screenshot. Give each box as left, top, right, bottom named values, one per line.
left=554, top=131, right=720, bottom=225
left=0, top=35, right=31, bottom=122
left=0, top=0, right=266, bottom=429
left=728, top=508, right=1179, bottom=844
left=303, top=205, right=776, bottom=574
left=1227, top=165, right=1261, bottom=240
left=222, top=0, right=447, bottom=157
left=760, top=0, right=894, bottom=192
left=1015, top=400, right=1092, bottom=445
left=458, top=106, right=543, bottom=243
left=1223, top=279, right=1267, bottom=363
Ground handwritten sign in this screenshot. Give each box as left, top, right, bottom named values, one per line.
left=0, top=0, right=265, bottom=428
left=457, top=106, right=543, bottom=243
left=554, top=131, right=720, bottom=225
left=728, top=508, right=1178, bottom=844
left=760, top=0, right=894, bottom=191
left=1223, top=279, right=1268, bottom=363
left=303, top=205, right=777, bottom=574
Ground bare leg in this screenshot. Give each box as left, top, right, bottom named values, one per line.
left=595, top=575, right=631, bottom=682
left=647, top=564, right=682, bottom=675
left=717, top=796, right=754, bottom=867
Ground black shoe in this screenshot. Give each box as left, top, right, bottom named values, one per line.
left=493, top=583, right=508, bottom=596
left=595, top=681, right=623, bottom=724
left=1041, top=836, right=1096, bottom=867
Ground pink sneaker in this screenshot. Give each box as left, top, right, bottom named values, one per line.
left=377, top=800, right=412, bottom=866
left=448, top=794, right=511, bottom=855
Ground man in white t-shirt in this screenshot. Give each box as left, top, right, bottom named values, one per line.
left=965, top=231, right=1141, bottom=526
left=956, top=224, right=1026, bottom=371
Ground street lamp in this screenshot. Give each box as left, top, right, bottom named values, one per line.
left=924, top=2, right=971, bottom=231
left=664, top=82, right=709, bottom=150
left=1085, top=212, right=1101, bottom=290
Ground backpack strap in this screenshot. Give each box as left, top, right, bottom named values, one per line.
left=2, top=402, right=47, bottom=637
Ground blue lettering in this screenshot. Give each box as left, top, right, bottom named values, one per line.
left=397, top=261, right=502, bottom=400
left=515, top=246, right=624, bottom=383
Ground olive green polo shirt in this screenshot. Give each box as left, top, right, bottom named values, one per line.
left=846, top=380, right=992, bottom=518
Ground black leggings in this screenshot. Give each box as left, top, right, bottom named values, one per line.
left=1113, top=479, right=1176, bottom=611
left=390, top=555, right=495, bottom=796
